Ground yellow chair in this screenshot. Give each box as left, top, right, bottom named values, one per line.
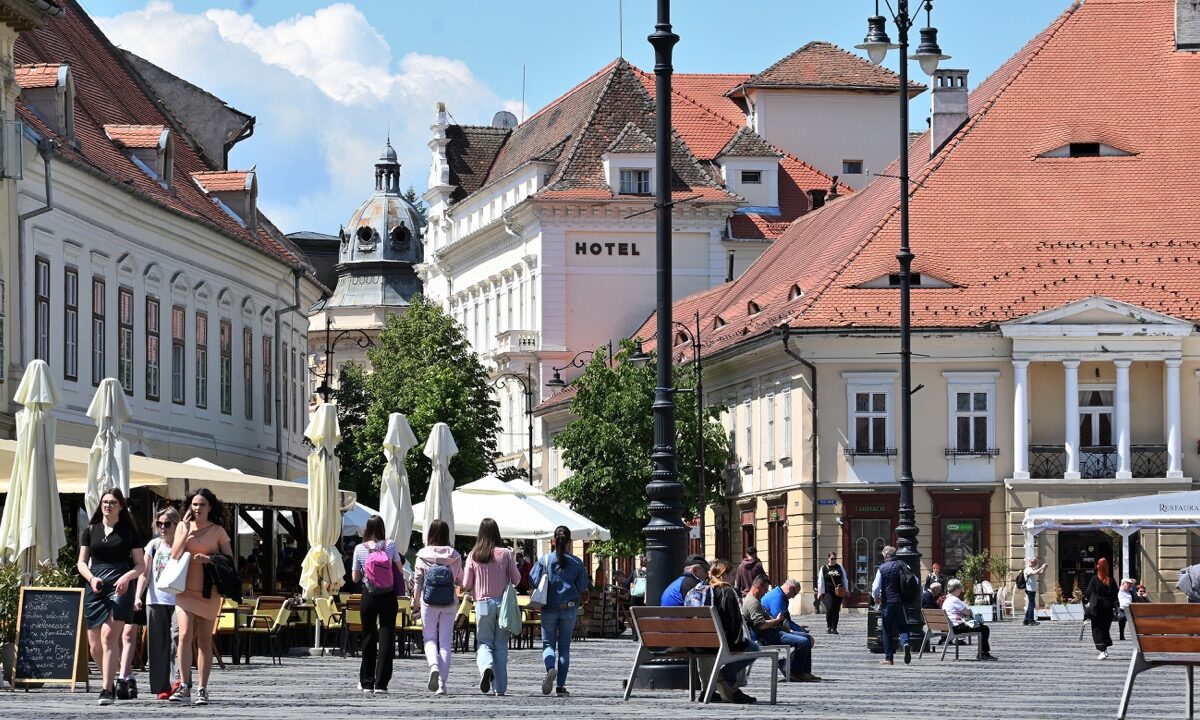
left=341, top=596, right=363, bottom=657
left=314, top=597, right=344, bottom=651
left=240, top=603, right=291, bottom=665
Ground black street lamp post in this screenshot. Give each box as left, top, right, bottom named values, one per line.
left=310, top=314, right=375, bottom=403
left=661, top=312, right=704, bottom=556
left=545, top=342, right=614, bottom=389
left=492, top=366, right=535, bottom=486
left=856, top=0, right=948, bottom=615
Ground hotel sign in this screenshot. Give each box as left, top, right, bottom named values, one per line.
left=575, top=241, right=641, bottom=257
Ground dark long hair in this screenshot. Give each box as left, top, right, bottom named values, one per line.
left=471, top=518, right=503, bottom=564
left=87, top=487, right=135, bottom=529
left=427, top=519, right=450, bottom=547
left=1096, top=557, right=1112, bottom=585
left=553, top=525, right=571, bottom=567
left=364, top=515, right=385, bottom=544
left=185, top=487, right=224, bottom=526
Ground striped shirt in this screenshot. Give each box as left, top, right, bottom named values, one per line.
left=352, top=539, right=401, bottom=577
left=462, top=548, right=520, bottom=601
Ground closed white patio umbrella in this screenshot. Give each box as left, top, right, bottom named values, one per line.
left=380, top=413, right=417, bottom=553
left=422, top=422, right=457, bottom=543
left=0, top=360, right=65, bottom=582
left=299, top=403, right=345, bottom=600
left=83, top=378, right=131, bottom=517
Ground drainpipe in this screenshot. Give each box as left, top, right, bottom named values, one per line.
left=274, top=268, right=304, bottom=480
left=17, top=137, right=55, bottom=366
left=780, top=325, right=819, bottom=598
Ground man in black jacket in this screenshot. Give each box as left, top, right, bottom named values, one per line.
left=871, top=546, right=911, bottom=665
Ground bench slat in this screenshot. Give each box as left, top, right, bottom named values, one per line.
left=1130, top=603, right=1200, bottom=619
left=922, top=609, right=950, bottom=630
left=638, top=631, right=721, bottom=649
left=632, top=606, right=712, bottom=619
left=636, top=617, right=718, bottom=633
left=1131, top=617, right=1200, bottom=635
left=1137, top=635, right=1200, bottom=654
left=1143, top=652, right=1200, bottom=664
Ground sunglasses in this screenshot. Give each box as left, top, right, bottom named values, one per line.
left=156, top=521, right=176, bottom=528
left=100, top=500, right=120, bottom=506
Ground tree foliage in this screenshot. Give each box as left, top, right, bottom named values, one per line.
left=551, top=339, right=730, bottom=557
left=340, top=295, right=500, bottom=506
left=403, top=185, right=428, bottom=222
left=333, top=362, right=373, bottom=504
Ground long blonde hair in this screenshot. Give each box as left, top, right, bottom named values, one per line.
left=708, top=559, right=732, bottom=586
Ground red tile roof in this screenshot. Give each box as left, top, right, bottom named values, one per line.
left=643, top=0, right=1200, bottom=361
left=103, top=124, right=167, bottom=149
left=732, top=41, right=925, bottom=94
left=192, top=170, right=252, bottom=193
left=13, top=62, right=62, bottom=88
left=13, top=0, right=299, bottom=267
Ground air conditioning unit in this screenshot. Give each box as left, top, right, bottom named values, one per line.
left=0, top=120, right=25, bottom=180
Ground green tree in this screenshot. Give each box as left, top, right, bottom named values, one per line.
left=345, top=295, right=500, bottom=504
left=333, top=362, right=374, bottom=504
left=403, top=185, right=428, bottom=222
left=551, top=340, right=730, bottom=557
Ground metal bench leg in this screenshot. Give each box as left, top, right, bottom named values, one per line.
left=1117, top=650, right=1152, bottom=720
left=1188, top=664, right=1195, bottom=719
left=622, top=647, right=648, bottom=701
left=703, top=651, right=725, bottom=704
left=769, top=652, right=778, bottom=705
left=917, top=631, right=930, bottom=660
left=1080, top=618, right=1089, bottom=643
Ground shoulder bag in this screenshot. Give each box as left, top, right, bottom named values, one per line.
left=156, top=551, right=191, bottom=594
left=498, top=582, right=523, bottom=634
left=528, top=555, right=551, bottom=610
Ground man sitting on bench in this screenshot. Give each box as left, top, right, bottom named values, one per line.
left=943, top=579, right=997, bottom=661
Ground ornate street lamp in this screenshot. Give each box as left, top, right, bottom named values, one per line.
left=308, top=314, right=374, bottom=402
left=492, top=367, right=535, bottom=486
left=545, top=342, right=614, bottom=389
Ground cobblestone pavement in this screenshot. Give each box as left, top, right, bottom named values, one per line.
left=0, top=614, right=1186, bottom=719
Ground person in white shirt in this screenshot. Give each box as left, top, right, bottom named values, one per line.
left=136, top=505, right=181, bottom=699
left=1117, top=578, right=1135, bottom=641
left=1022, top=557, right=1047, bottom=626
left=942, top=579, right=996, bottom=661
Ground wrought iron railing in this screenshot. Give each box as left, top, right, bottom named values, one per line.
left=1028, top=444, right=1167, bottom=479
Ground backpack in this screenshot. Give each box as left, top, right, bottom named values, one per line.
left=684, top=582, right=713, bottom=607
left=422, top=563, right=456, bottom=607
left=897, top=561, right=920, bottom=603
left=363, top=542, right=395, bottom=596
left=1015, top=570, right=1027, bottom=590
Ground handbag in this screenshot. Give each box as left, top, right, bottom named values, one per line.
left=498, top=583, right=523, bottom=634
left=528, top=556, right=550, bottom=610
left=834, top=585, right=847, bottom=599
left=156, top=551, right=190, bottom=594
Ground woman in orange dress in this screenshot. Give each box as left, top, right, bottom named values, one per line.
left=168, top=488, right=232, bottom=706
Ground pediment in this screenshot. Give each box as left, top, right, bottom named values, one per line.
left=1001, top=296, right=1193, bottom=338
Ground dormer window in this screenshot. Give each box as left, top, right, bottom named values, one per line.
left=105, top=125, right=173, bottom=187
left=740, top=170, right=762, bottom=184
left=603, top=122, right=656, bottom=196
left=191, top=170, right=257, bottom=228
left=619, top=169, right=651, bottom=195
left=714, top=316, right=727, bottom=329
left=857, top=272, right=953, bottom=289
left=747, top=300, right=761, bottom=315
left=1038, top=142, right=1133, bottom=158
left=14, top=64, right=75, bottom=143
left=789, top=284, right=803, bottom=301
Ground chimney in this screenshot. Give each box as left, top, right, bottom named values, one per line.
left=1180, top=0, right=1200, bottom=51
left=930, top=68, right=968, bottom=157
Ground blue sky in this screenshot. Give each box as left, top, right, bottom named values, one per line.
left=82, top=1, right=1069, bottom=234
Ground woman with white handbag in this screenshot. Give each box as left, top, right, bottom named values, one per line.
left=76, top=488, right=147, bottom=706
left=528, top=526, right=591, bottom=697
left=135, top=505, right=181, bottom=700
left=166, top=488, right=232, bottom=706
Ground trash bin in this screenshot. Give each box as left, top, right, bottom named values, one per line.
left=869, top=604, right=925, bottom=655
left=867, top=607, right=883, bottom=654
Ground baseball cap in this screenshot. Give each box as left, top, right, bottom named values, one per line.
left=685, top=554, right=710, bottom=570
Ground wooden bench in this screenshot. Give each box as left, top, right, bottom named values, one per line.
left=623, top=606, right=779, bottom=704
left=1118, top=603, right=1200, bottom=719
left=916, top=607, right=972, bottom=661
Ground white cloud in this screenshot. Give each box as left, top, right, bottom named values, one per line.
left=95, top=1, right=513, bottom=234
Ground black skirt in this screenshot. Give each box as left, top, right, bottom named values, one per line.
left=84, top=562, right=136, bottom=629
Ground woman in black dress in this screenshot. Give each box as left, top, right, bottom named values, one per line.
left=1085, top=557, right=1119, bottom=660
left=816, top=552, right=850, bottom=634
left=76, top=488, right=147, bottom=705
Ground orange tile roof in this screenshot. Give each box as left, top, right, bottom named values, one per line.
left=13, top=62, right=62, bottom=88
left=103, top=124, right=167, bottom=149
left=734, top=41, right=925, bottom=94
left=13, top=0, right=298, bottom=267
left=192, top=170, right=252, bottom=193
left=641, top=0, right=1200, bottom=359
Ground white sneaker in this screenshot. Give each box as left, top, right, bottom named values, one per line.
left=193, top=687, right=209, bottom=706
left=435, top=687, right=447, bottom=696
left=1097, top=651, right=1108, bottom=660
left=428, top=669, right=440, bottom=692
left=542, top=667, right=556, bottom=695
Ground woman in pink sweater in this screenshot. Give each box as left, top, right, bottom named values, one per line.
left=462, top=518, right=520, bottom=696
left=413, top=519, right=462, bottom=695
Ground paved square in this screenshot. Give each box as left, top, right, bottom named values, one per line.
left=0, top=614, right=1186, bottom=718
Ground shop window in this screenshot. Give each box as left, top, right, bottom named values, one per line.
left=940, top=518, right=981, bottom=576
left=851, top=518, right=891, bottom=594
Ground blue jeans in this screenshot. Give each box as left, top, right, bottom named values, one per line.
left=881, top=602, right=910, bottom=661
left=1025, top=590, right=1037, bottom=622
left=719, top=639, right=759, bottom=684
left=758, top=628, right=813, bottom=676
left=474, top=599, right=511, bottom=694
left=540, top=606, right=578, bottom=688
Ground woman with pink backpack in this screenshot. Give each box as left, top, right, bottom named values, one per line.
left=412, top=519, right=462, bottom=695
left=350, top=515, right=406, bottom=694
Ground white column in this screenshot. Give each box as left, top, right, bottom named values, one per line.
left=1013, top=360, right=1030, bottom=479
left=1115, top=359, right=1132, bottom=479
left=1167, top=359, right=1183, bottom=478
left=1064, top=360, right=1081, bottom=479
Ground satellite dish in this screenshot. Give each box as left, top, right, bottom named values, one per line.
left=491, top=110, right=519, bottom=130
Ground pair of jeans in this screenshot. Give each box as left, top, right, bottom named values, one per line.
left=359, top=592, right=397, bottom=690
left=146, top=604, right=177, bottom=695
left=474, top=598, right=510, bottom=694
left=540, top=606, right=578, bottom=689
left=1025, top=589, right=1037, bottom=622
left=880, top=602, right=910, bottom=661
left=421, top=604, right=456, bottom=688
left=952, top=623, right=990, bottom=656
left=758, top=628, right=813, bottom=676
left=718, top=638, right=759, bottom=684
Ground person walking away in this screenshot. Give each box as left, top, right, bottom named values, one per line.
left=136, top=505, right=180, bottom=700
left=759, top=578, right=820, bottom=682
left=1085, top=557, right=1119, bottom=660
left=169, top=488, right=232, bottom=706
left=350, top=515, right=404, bottom=694
left=1022, top=557, right=1047, bottom=625
left=1117, top=578, right=1135, bottom=641
left=462, top=518, right=520, bottom=696
left=942, top=579, right=997, bottom=660
left=530, top=526, right=591, bottom=696
left=871, top=546, right=912, bottom=666
left=660, top=554, right=709, bottom=606
left=704, top=560, right=758, bottom=703
left=924, top=562, right=947, bottom=591
left=413, top=518, right=462, bottom=695
left=77, top=488, right=147, bottom=705
left=815, top=552, right=850, bottom=634
left=734, top=548, right=765, bottom=597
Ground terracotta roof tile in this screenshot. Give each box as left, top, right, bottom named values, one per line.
left=191, top=170, right=251, bottom=193
left=717, top=127, right=781, bottom=158
left=606, top=121, right=655, bottom=153
left=735, top=41, right=925, bottom=94
left=103, top=124, right=167, bottom=149
left=13, top=62, right=62, bottom=88
left=446, top=124, right=508, bottom=202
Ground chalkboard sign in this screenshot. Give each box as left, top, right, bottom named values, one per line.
left=12, top=587, right=89, bottom=691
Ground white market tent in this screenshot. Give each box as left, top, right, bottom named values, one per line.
left=412, top=475, right=609, bottom=540
left=504, top=479, right=611, bottom=541
left=1022, top=489, right=1200, bottom=579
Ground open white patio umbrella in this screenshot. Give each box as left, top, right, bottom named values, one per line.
left=83, top=378, right=131, bottom=517
left=380, top=413, right=417, bottom=553
left=299, top=403, right=344, bottom=601
left=504, top=479, right=612, bottom=541
left=0, top=360, right=65, bottom=582
left=422, top=422, right=457, bottom=543
left=414, top=476, right=603, bottom=540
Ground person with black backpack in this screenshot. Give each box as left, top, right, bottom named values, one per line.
left=870, top=545, right=914, bottom=665
left=413, top=519, right=463, bottom=695
left=350, top=515, right=406, bottom=694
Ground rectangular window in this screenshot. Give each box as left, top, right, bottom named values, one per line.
left=64, top=269, right=78, bottom=381
left=145, top=297, right=160, bottom=401
left=282, top=342, right=290, bottom=430
left=243, top=327, right=253, bottom=420
left=767, top=504, right=787, bottom=587
left=781, top=385, right=792, bottom=459
left=853, top=391, right=888, bottom=453
left=171, top=306, right=185, bottom=405
left=34, top=257, right=50, bottom=362
left=219, top=319, right=232, bottom=415
left=263, top=336, right=273, bottom=426
left=764, top=393, right=775, bottom=463
left=0, top=280, right=5, bottom=380
left=740, top=170, right=762, bottom=184
left=1079, top=388, right=1114, bottom=447
left=195, top=312, right=208, bottom=409
left=742, top=396, right=752, bottom=468
left=117, top=287, right=134, bottom=394
left=954, top=391, right=990, bottom=452
left=842, top=159, right=864, bottom=175
left=293, top=348, right=301, bottom=428
left=92, top=277, right=106, bottom=385
left=618, top=168, right=651, bottom=195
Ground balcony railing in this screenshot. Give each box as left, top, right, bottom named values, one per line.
left=493, top=329, right=540, bottom=357
left=1029, top=444, right=1167, bottom=479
